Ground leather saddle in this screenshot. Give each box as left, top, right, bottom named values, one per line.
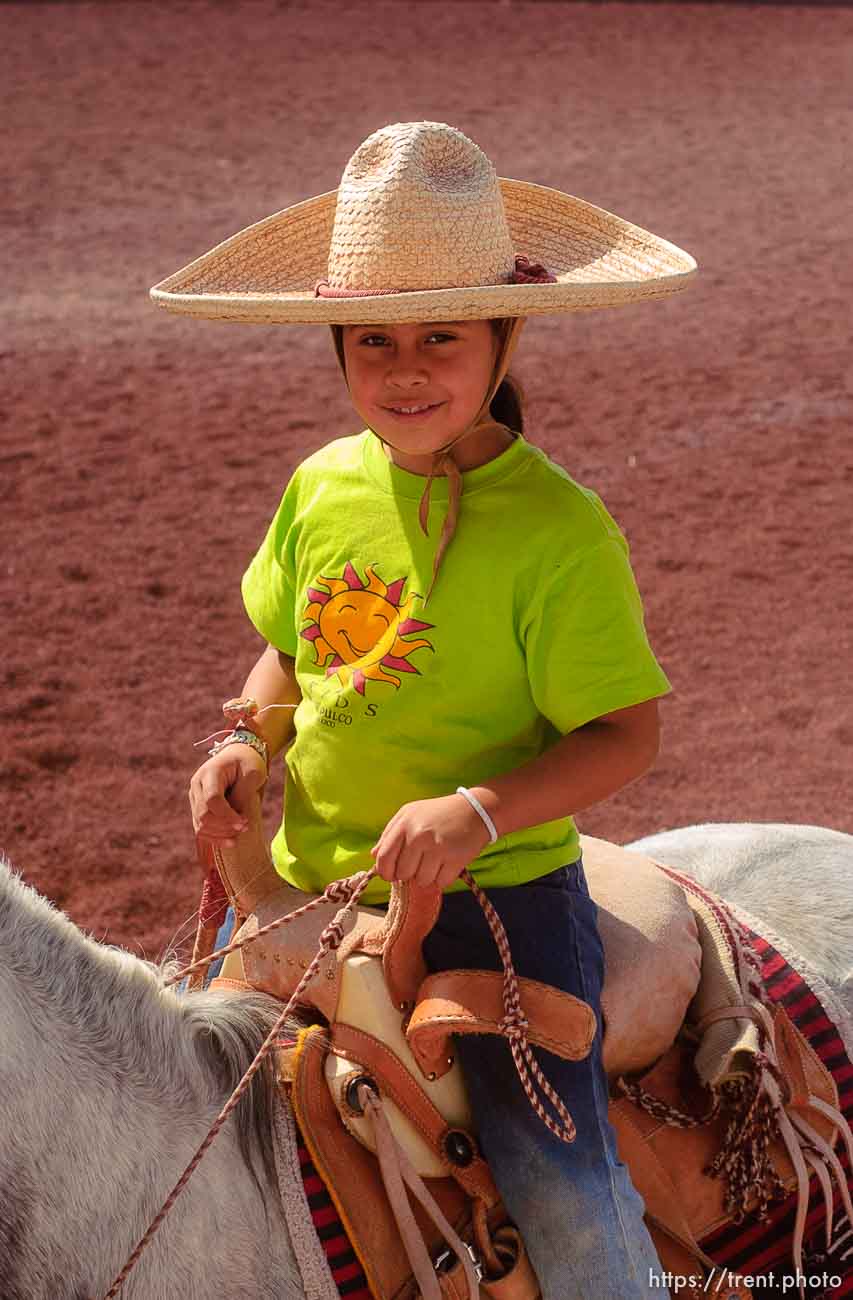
left=204, top=800, right=849, bottom=1300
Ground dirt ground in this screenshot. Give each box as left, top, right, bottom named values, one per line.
left=2, top=1, right=852, bottom=958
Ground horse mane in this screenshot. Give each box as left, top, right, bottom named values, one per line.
left=0, top=859, right=304, bottom=1195
left=176, top=984, right=299, bottom=1191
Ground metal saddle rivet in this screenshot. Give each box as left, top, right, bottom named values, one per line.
left=345, top=1074, right=380, bottom=1115
left=443, top=1129, right=476, bottom=1167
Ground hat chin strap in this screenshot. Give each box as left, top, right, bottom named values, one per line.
left=331, top=316, right=526, bottom=604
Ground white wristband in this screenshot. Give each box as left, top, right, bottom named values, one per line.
left=456, top=786, right=499, bottom=844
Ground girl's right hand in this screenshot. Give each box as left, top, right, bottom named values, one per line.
left=189, top=744, right=267, bottom=846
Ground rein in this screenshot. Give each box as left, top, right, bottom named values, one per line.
left=100, top=869, right=374, bottom=1300
left=99, top=863, right=576, bottom=1299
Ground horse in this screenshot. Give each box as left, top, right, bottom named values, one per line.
left=0, top=822, right=851, bottom=1300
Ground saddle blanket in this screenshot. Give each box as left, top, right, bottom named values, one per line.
left=297, top=1135, right=372, bottom=1300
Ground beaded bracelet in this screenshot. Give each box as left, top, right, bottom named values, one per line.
left=195, top=697, right=299, bottom=767
left=209, top=727, right=269, bottom=770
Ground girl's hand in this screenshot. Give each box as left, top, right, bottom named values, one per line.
left=189, top=745, right=267, bottom=847
left=371, top=793, right=492, bottom=889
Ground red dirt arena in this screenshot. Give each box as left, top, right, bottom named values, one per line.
left=2, top=1, right=852, bottom=959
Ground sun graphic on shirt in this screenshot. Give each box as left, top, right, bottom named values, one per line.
left=300, top=562, right=435, bottom=695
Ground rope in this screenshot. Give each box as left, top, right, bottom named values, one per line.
left=99, top=869, right=374, bottom=1300
left=460, top=867, right=577, bottom=1144
left=616, top=878, right=853, bottom=1291
left=183, top=867, right=231, bottom=993
left=616, top=1076, right=722, bottom=1129
left=102, top=862, right=580, bottom=1295
left=161, top=872, right=362, bottom=990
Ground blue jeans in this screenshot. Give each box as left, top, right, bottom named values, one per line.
left=422, top=861, right=669, bottom=1300
left=179, top=910, right=236, bottom=994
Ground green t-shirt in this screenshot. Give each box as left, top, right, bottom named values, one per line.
left=242, top=430, right=670, bottom=905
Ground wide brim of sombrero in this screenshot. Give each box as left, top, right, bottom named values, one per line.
left=150, top=178, right=697, bottom=324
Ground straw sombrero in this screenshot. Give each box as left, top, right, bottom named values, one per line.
left=150, top=120, right=696, bottom=324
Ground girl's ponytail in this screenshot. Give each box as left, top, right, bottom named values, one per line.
left=489, top=371, right=525, bottom=435
left=488, top=317, right=525, bottom=434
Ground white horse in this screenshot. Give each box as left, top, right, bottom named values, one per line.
left=629, top=822, right=852, bottom=1002
left=1, top=823, right=851, bottom=1300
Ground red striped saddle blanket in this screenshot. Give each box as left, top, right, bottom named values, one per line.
left=698, top=921, right=852, bottom=1299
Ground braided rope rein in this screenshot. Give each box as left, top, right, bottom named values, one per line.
left=101, top=864, right=578, bottom=1297
left=100, top=869, right=374, bottom=1300
left=459, top=867, right=577, bottom=1144
left=161, top=874, right=353, bottom=992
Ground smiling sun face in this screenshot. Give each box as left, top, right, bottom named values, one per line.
left=301, top=562, right=435, bottom=695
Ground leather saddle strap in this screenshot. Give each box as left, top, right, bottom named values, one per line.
left=348, top=1047, right=537, bottom=1298
left=407, top=970, right=597, bottom=1080
left=331, top=1022, right=501, bottom=1209
left=358, top=880, right=443, bottom=1009
left=208, top=975, right=256, bottom=995
left=431, top=1223, right=540, bottom=1299
left=609, top=1100, right=721, bottom=1276
left=362, top=1088, right=481, bottom=1300
left=479, top=1227, right=541, bottom=1300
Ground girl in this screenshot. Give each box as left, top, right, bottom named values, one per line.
left=154, top=120, right=696, bottom=1298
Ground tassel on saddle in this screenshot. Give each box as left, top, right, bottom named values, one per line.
left=610, top=869, right=853, bottom=1300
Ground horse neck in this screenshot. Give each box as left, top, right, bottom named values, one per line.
left=0, top=862, right=200, bottom=1097
left=0, top=863, right=306, bottom=1299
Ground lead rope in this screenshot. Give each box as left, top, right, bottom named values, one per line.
left=99, top=869, right=375, bottom=1300
left=101, top=863, right=577, bottom=1297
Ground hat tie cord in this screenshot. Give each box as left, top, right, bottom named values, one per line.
left=418, top=449, right=463, bottom=606
left=330, top=315, right=526, bottom=604
left=371, top=415, right=505, bottom=606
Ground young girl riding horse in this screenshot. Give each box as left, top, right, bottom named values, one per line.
left=153, top=120, right=696, bottom=1298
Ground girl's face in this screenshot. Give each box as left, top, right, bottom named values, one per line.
left=341, top=320, right=504, bottom=474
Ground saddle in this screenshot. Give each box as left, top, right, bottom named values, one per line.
left=203, top=803, right=852, bottom=1300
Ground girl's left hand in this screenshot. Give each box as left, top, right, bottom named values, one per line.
left=371, top=793, right=493, bottom=889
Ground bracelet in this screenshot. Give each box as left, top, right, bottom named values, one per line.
left=456, top=786, right=499, bottom=844
left=209, top=727, right=269, bottom=770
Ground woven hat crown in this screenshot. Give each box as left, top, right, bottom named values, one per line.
left=325, top=121, right=516, bottom=294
